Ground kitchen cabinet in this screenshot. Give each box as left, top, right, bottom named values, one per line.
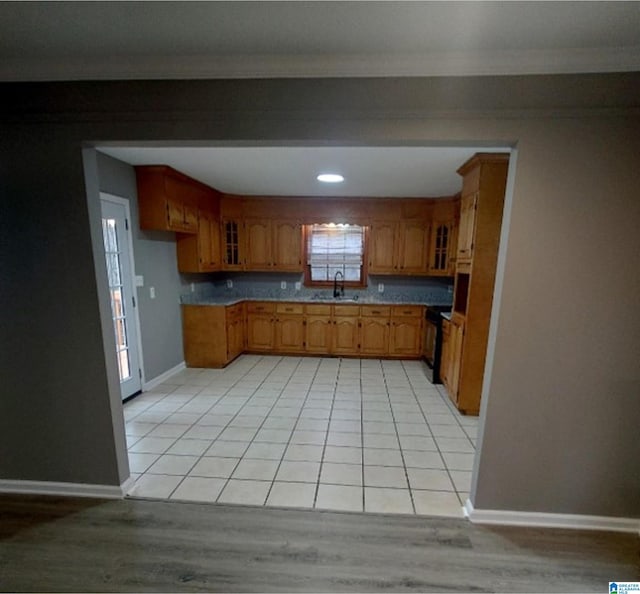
left=428, top=220, right=456, bottom=276
left=304, top=304, right=332, bottom=354
left=136, top=165, right=198, bottom=233
left=245, top=219, right=304, bottom=272
left=274, top=303, right=305, bottom=352
left=389, top=305, right=424, bottom=356
left=245, top=219, right=272, bottom=270
left=246, top=302, right=275, bottom=351
left=442, top=153, right=509, bottom=415
left=181, top=303, right=243, bottom=368
left=396, top=221, right=430, bottom=274
left=369, top=220, right=430, bottom=275
left=226, top=303, right=245, bottom=361
left=360, top=305, right=390, bottom=355
left=457, top=193, right=478, bottom=264
left=368, top=221, right=397, bottom=273
left=331, top=305, right=360, bottom=354
left=176, top=192, right=222, bottom=273
left=222, top=218, right=244, bottom=270
left=272, top=220, right=303, bottom=271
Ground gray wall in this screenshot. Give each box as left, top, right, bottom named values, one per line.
left=1, top=76, right=639, bottom=518
left=95, top=152, right=184, bottom=382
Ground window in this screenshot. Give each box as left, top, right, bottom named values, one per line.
left=304, top=223, right=367, bottom=286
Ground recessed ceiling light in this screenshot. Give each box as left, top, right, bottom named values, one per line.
left=317, top=173, right=344, bottom=183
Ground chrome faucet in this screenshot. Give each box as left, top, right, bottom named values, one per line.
left=333, top=270, right=344, bottom=299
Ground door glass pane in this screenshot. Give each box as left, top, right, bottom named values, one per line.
left=102, top=218, right=132, bottom=383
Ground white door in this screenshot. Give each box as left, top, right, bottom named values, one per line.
left=100, top=195, right=142, bottom=400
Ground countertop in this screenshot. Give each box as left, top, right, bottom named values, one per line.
left=182, top=295, right=452, bottom=308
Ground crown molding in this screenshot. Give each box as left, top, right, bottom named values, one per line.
left=1, top=47, right=639, bottom=82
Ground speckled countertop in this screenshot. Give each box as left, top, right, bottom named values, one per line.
left=182, top=295, right=451, bottom=307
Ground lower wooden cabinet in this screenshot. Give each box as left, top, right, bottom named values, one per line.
left=182, top=303, right=244, bottom=368
left=389, top=305, right=423, bottom=356
left=183, top=301, right=426, bottom=368
left=360, top=306, right=390, bottom=355
left=332, top=315, right=360, bottom=354
left=440, top=314, right=464, bottom=406
left=274, top=303, right=305, bottom=352
left=304, top=304, right=332, bottom=354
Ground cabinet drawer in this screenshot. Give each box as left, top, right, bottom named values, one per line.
left=276, top=303, right=303, bottom=315
left=226, top=303, right=244, bottom=320
left=305, top=303, right=331, bottom=316
left=333, top=304, right=360, bottom=317
left=360, top=305, right=390, bottom=317
left=391, top=305, right=423, bottom=318
left=246, top=302, right=276, bottom=314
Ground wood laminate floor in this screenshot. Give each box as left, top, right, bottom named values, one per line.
left=0, top=495, right=637, bottom=593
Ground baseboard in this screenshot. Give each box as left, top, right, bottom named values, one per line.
left=142, top=361, right=186, bottom=391
left=465, top=499, right=640, bottom=534
left=0, top=478, right=133, bottom=499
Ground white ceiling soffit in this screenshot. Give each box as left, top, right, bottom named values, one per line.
left=1, top=2, right=639, bottom=81
left=98, top=146, right=508, bottom=197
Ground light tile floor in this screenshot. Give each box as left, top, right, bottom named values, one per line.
left=124, top=355, right=478, bottom=518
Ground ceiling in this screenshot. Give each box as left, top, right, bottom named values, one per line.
left=1, top=2, right=639, bottom=81
left=14, top=2, right=632, bottom=196
left=99, top=146, right=509, bottom=197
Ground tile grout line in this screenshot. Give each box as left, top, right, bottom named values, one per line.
left=262, top=356, right=319, bottom=506
left=312, top=358, right=341, bottom=509
left=160, top=355, right=278, bottom=500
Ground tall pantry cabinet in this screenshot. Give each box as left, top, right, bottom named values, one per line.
left=441, top=153, right=509, bottom=415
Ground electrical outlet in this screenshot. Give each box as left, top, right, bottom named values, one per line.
left=378, top=283, right=384, bottom=293
left=150, top=287, right=156, bottom=299
left=281, top=281, right=287, bottom=290
left=447, top=285, right=454, bottom=294
left=190, top=283, right=195, bottom=293
left=295, top=281, right=301, bottom=291
left=226, top=279, right=233, bottom=289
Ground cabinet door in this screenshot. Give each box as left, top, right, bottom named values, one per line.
left=274, top=315, right=305, bottom=352
left=222, top=219, right=244, bottom=270
left=331, top=317, right=360, bottom=354
left=397, top=220, right=430, bottom=274
left=245, top=219, right=272, bottom=270
left=440, top=320, right=451, bottom=390
left=449, top=317, right=465, bottom=403
left=457, top=193, right=477, bottom=262
left=389, top=318, right=423, bottom=356
left=360, top=317, right=389, bottom=355
left=368, top=221, right=397, bottom=273
left=246, top=314, right=274, bottom=351
left=273, top=220, right=303, bottom=271
left=428, top=221, right=454, bottom=276
left=198, top=209, right=221, bottom=271
left=305, top=316, right=332, bottom=354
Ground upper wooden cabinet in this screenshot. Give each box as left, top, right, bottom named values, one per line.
left=222, top=218, right=244, bottom=270
left=245, top=219, right=271, bottom=270
left=176, top=190, right=222, bottom=273
left=272, top=220, right=303, bottom=272
left=223, top=218, right=303, bottom=272
left=457, top=193, right=478, bottom=264
left=135, top=166, right=199, bottom=233
left=369, top=220, right=430, bottom=275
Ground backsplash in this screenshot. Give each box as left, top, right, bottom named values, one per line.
left=181, top=272, right=453, bottom=305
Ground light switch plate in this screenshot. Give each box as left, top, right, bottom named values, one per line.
left=226, top=279, right=233, bottom=288
left=378, top=283, right=384, bottom=293
left=190, top=283, right=195, bottom=293
left=135, top=275, right=144, bottom=287
left=295, top=281, right=301, bottom=291
left=150, top=287, right=156, bottom=299
left=281, top=281, right=287, bottom=290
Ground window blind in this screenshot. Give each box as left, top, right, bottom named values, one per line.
left=307, top=224, right=364, bottom=282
